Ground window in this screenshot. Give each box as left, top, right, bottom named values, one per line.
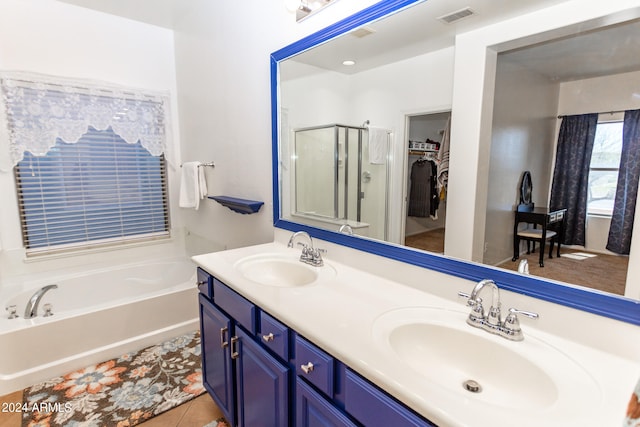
left=1, top=72, right=172, bottom=256
left=14, top=128, right=169, bottom=254
left=587, top=121, right=623, bottom=216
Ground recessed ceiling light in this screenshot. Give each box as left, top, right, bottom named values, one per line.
left=342, top=60, right=356, bottom=66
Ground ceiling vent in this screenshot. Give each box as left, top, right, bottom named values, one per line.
left=437, top=7, right=475, bottom=24
left=350, top=26, right=376, bottom=38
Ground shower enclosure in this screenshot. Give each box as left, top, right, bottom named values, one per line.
left=293, top=124, right=389, bottom=240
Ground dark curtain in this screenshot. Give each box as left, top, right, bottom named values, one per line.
left=606, top=109, right=640, bottom=254
left=549, top=113, right=598, bottom=246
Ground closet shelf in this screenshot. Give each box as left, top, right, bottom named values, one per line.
left=408, top=149, right=438, bottom=156
left=209, top=196, right=264, bottom=215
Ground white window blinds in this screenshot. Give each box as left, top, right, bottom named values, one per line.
left=1, top=72, right=171, bottom=255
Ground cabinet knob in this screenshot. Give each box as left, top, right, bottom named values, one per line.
left=300, top=362, right=314, bottom=374
left=262, top=332, right=275, bottom=342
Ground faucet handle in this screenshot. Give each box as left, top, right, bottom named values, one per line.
left=43, top=303, right=54, bottom=317
left=457, top=291, right=482, bottom=307
left=502, top=308, right=539, bottom=341
left=507, top=307, right=539, bottom=319
left=458, top=291, right=485, bottom=326
left=6, top=305, right=19, bottom=319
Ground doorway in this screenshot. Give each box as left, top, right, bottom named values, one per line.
left=404, top=111, right=450, bottom=253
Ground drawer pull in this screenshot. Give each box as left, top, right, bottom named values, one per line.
left=300, top=362, right=314, bottom=374
left=220, top=327, right=229, bottom=349
left=231, top=336, right=239, bottom=360
left=262, top=332, right=275, bottom=342
left=196, top=280, right=207, bottom=289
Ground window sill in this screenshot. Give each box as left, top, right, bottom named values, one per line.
left=587, top=212, right=613, bottom=219
left=23, top=234, right=172, bottom=263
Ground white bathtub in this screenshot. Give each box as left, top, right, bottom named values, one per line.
left=0, top=258, right=199, bottom=395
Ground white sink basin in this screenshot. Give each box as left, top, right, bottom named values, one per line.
left=234, top=253, right=335, bottom=287
left=372, top=307, right=600, bottom=412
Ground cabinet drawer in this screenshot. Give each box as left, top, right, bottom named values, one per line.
left=258, top=311, right=290, bottom=361
left=213, top=279, right=256, bottom=334
left=296, top=378, right=357, bottom=427
left=295, top=335, right=334, bottom=397
left=344, top=369, right=433, bottom=426
left=197, top=268, right=213, bottom=298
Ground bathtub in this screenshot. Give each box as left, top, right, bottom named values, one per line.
left=0, top=258, right=199, bottom=395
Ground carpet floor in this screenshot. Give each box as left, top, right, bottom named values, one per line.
left=21, top=331, right=226, bottom=427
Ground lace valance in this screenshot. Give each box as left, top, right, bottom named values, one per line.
left=0, top=71, right=172, bottom=168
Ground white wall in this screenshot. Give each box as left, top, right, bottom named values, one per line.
left=484, top=59, right=559, bottom=265
left=0, top=0, right=183, bottom=281
left=171, top=0, right=382, bottom=252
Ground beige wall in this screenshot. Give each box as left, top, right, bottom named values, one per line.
left=484, top=59, right=559, bottom=266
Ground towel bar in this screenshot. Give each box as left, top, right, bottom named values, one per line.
left=180, top=161, right=215, bottom=168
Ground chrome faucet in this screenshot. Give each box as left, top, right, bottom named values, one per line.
left=338, top=224, right=353, bottom=235
left=287, top=231, right=324, bottom=267
left=24, top=284, right=58, bottom=319
left=468, top=279, right=502, bottom=333
left=459, top=279, right=538, bottom=341
left=518, top=259, right=530, bottom=275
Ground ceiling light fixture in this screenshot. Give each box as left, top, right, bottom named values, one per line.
left=342, top=60, right=356, bottom=66
left=292, top=0, right=338, bottom=22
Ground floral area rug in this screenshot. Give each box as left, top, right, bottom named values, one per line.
left=22, top=331, right=207, bottom=427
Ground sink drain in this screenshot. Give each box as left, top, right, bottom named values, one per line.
left=463, top=379, right=482, bottom=393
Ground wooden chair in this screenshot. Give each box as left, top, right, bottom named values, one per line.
left=514, top=226, right=558, bottom=267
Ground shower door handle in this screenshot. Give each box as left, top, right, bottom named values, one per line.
left=220, top=327, right=229, bottom=349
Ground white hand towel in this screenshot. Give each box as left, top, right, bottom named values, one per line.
left=179, top=162, right=207, bottom=210
left=368, top=127, right=388, bottom=165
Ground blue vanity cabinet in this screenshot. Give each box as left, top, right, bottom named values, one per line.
left=199, top=293, right=236, bottom=426
left=198, top=276, right=289, bottom=427
left=234, top=327, right=289, bottom=426
left=344, top=368, right=435, bottom=427
left=296, top=378, right=358, bottom=427
left=198, top=268, right=436, bottom=427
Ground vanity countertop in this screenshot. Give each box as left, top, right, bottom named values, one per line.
left=192, top=241, right=640, bottom=427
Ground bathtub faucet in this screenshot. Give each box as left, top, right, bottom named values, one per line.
left=24, top=284, right=58, bottom=319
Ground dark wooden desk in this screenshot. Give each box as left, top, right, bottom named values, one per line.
left=512, top=206, right=567, bottom=267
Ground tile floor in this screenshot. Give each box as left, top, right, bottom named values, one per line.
left=0, top=389, right=224, bottom=427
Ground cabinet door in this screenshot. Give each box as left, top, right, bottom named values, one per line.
left=345, top=369, right=434, bottom=426
left=235, top=328, right=289, bottom=427
left=297, top=378, right=357, bottom=427
left=200, top=294, right=236, bottom=427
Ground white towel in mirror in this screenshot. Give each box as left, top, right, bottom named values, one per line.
left=179, top=162, right=208, bottom=210
left=368, top=127, right=388, bottom=165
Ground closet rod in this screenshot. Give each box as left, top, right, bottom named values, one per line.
left=557, top=109, right=627, bottom=119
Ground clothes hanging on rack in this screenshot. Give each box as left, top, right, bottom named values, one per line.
left=408, top=158, right=439, bottom=218
left=437, top=116, right=451, bottom=197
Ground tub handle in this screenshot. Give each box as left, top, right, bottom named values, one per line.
left=230, top=336, right=239, bottom=360
left=6, top=305, right=19, bottom=319
left=220, top=327, right=229, bottom=349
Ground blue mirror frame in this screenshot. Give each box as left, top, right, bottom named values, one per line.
left=270, top=0, right=640, bottom=326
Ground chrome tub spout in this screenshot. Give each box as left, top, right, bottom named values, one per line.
left=24, top=284, right=58, bottom=319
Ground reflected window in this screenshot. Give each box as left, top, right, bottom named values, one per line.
left=587, top=121, right=622, bottom=216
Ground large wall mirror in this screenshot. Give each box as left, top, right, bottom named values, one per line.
left=271, top=0, right=640, bottom=325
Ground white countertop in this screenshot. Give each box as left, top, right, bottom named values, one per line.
left=193, top=241, right=640, bottom=427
